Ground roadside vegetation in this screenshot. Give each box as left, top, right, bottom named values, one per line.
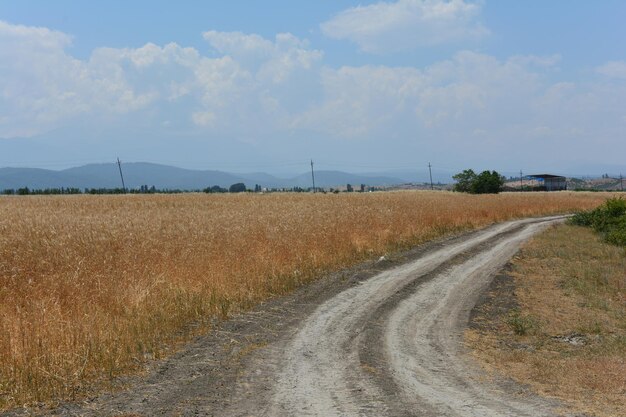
left=570, top=197, right=626, bottom=246
left=466, top=222, right=626, bottom=417
left=0, top=191, right=610, bottom=409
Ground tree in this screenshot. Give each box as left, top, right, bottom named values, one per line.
left=472, top=170, right=505, bottom=194
left=452, top=169, right=477, bottom=193
left=204, top=185, right=227, bottom=193
left=453, top=169, right=505, bottom=194
left=229, top=183, right=247, bottom=193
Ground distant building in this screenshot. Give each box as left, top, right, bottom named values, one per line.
left=528, top=174, right=567, bottom=191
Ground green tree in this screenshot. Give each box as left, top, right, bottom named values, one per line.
left=228, top=183, right=247, bottom=193
left=472, top=170, right=505, bottom=194
left=453, top=169, right=505, bottom=194
left=452, top=169, right=477, bottom=193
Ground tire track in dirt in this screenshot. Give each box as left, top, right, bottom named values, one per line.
left=381, top=221, right=557, bottom=416
left=259, top=216, right=565, bottom=417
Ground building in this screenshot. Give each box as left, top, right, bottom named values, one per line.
left=528, top=174, right=567, bottom=191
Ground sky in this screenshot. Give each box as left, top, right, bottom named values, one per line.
left=1, top=0, right=625, bottom=177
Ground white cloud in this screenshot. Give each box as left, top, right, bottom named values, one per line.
left=1, top=20, right=625, bottom=168
left=291, top=65, right=425, bottom=137
left=321, top=0, right=488, bottom=53
left=290, top=50, right=626, bottom=166
left=415, top=51, right=543, bottom=127
left=204, top=31, right=276, bottom=59
left=191, top=111, right=216, bottom=127
left=0, top=20, right=72, bottom=50
left=293, top=51, right=548, bottom=137
left=596, top=61, right=626, bottom=80
left=0, top=21, right=89, bottom=136
left=0, top=22, right=322, bottom=137
left=509, top=54, right=561, bottom=68
left=203, top=31, right=323, bottom=83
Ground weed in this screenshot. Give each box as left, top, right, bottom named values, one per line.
left=507, top=309, right=540, bottom=336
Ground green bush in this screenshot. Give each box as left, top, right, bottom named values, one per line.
left=606, top=217, right=626, bottom=246
left=569, top=210, right=594, bottom=226
left=569, top=198, right=626, bottom=247
left=605, top=197, right=626, bottom=216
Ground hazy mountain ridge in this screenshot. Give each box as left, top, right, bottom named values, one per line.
left=0, top=163, right=408, bottom=190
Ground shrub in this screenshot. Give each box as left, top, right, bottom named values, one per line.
left=605, top=197, right=626, bottom=217
left=507, top=309, right=540, bottom=336
left=606, top=218, right=626, bottom=246
left=569, top=198, right=626, bottom=246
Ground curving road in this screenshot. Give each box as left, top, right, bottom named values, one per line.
left=231, top=216, right=565, bottom=417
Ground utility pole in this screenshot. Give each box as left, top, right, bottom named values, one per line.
left=621, top=173, right=624, bottom=192
left=520, top=169, right=523, bottom=191
left=117, top=157, right=126, bottom=193
left=310, top=159, right=316, bottom=193
left=428, top=162, right=434, bottom=190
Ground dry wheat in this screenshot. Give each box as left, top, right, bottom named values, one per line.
left=0, top=191, right=609, bottom=408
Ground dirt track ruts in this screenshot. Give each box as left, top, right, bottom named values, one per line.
left=260, top=216, right=565, bottom=417
left=5, top=216, right=573, bottom=417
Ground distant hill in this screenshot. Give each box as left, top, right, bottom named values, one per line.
left=0, top=167, right=100, bottom=190
left=0, top=163, right=407, bottom=190
left=290, top=170, right=405, bottom=188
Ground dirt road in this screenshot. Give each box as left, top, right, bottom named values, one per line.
left=250, top=216, right=564, bottom=417
left=8, top=216, right=571, bottom=417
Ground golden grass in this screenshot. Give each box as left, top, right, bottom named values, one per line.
left=0, top=191, right=609, bottom=409
left=467, top=224, right=626, bottom=417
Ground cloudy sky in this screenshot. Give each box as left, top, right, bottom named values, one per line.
left=1, top=0, right=625, bottom=177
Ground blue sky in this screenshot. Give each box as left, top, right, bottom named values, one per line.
left=1, top=1, right=625, bottom=176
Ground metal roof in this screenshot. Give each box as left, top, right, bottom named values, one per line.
left=527, top=174, right=566, bottom=179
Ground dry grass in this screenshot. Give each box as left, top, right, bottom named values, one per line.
left=467, top=224, right=626, bottom=417
left=0, top=191, right=609, bottom=409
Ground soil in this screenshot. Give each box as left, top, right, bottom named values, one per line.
left=468, top=265, right=520, bottom=334
left=2, top=216, right=579, bottom=417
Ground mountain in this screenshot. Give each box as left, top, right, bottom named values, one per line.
left=0, top=163, right=407, bottom=190
left=0, top=163, right=248, bottom=190
left=63, top=163, right=252, bottom=189
left=235, top=172, right=292, bottom=188
left=290, top=170, right=405, bottom=188
left=360, top=169, right=456, bottom=184
left=0, top=167, right=100, bottom=190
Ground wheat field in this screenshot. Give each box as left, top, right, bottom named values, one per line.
left=0, top=191, right=609, bottom=408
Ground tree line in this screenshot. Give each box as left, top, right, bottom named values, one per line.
left=2, top=182, right=386, bottom=195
